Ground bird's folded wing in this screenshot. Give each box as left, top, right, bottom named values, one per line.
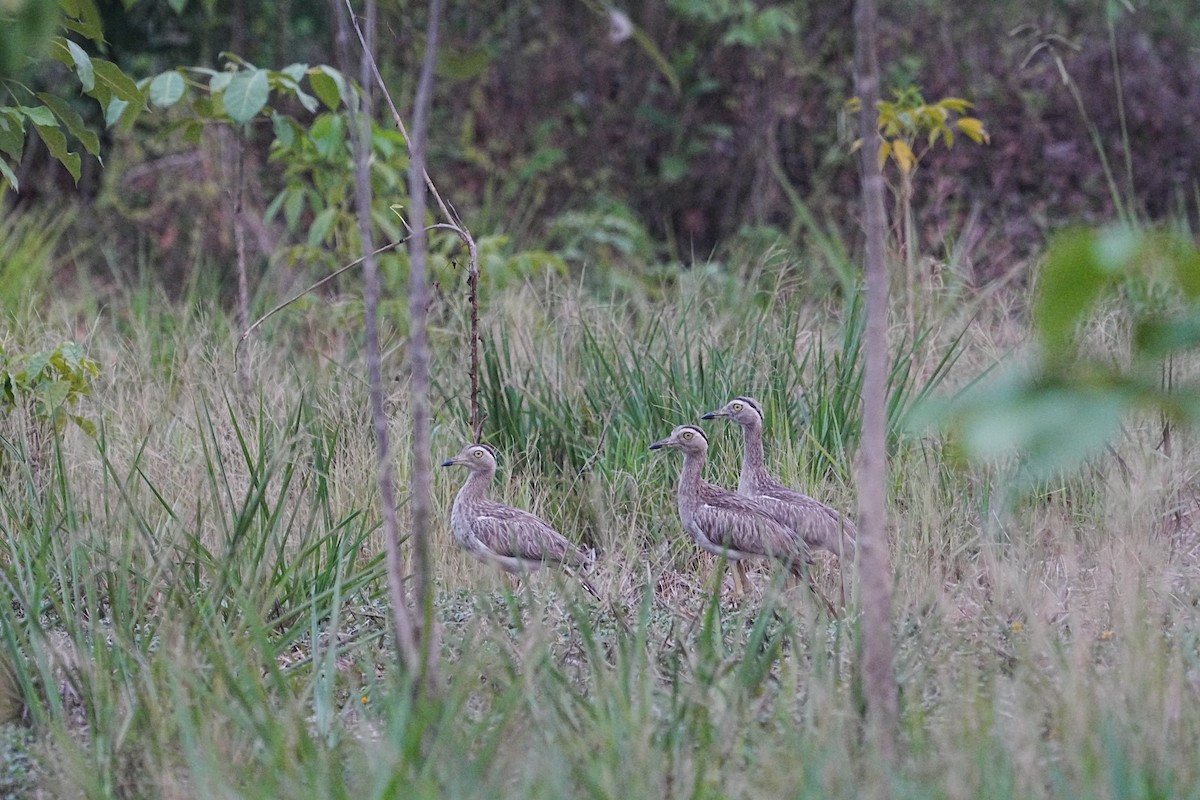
left=474, top=507, right=574, bottom=562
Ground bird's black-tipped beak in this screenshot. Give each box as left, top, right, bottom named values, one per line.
left=649, top=439, right=667, bottom=451
left=701, top=410, right=718, bottom=420
left=440, top=457, right=457, bottom=467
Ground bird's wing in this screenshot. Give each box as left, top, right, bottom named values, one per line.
left=472, top=502, right=587, bottom=564
left=695, top=484, right=806, bottom=561
left=754, top=484, right=857, bottom=555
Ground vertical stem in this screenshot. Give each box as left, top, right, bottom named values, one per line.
left=854, top=0, right=901, bottom=781
left=406, top=0, right=443, bottom=686
left=233, top=134, right=250, bottom=393
left=334, top=0, right=422, bottom=682
left=468, top=256, right=481, bottom=443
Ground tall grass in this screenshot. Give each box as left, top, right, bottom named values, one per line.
left=1, top=240, right=1199, bottom=798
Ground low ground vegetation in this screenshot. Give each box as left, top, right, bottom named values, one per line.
left=1, top=252, right=1198, bottom=797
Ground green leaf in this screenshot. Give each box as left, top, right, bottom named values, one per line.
left=307, top=206, right=337, bottom=247
left=1168, top=235, right=1200, bottom=299
left=270, top=112, right=296, bottom=148
left=91, top=58, right=145, bottom=105
left=0, top=110, right=25, bottom=162
left=210, top=72, right=233, bottom=93
left=1033, top=229, right=1110, bottom=356
left=1133, top=313, right=1200, bottom=359
left=32, top=123, right=81, bottom=183
left=51, top=37, right=95, bottom=92
left=284, top=188, right=306, bottom=229
left=60, top=0, right=104, bottom=44
left=223, top=68, right=270, bottom=124
left=37, top=93, right=101, bottom=156
left=308, top=69, right=341, bottom=111
left=280, top=63, right=308, bottom=82
left=0, top=160, right=18, bottom=193
left=105, top=98, right=129, bottom=129
left=309, top=113, right=345, bottom=159
left=149, top=70, right=187, bottom=107
left=168, top=0, right=188, bottom=12
left=19, top=105, right=56, bottom=127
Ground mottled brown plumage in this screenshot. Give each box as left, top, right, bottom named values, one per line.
left=441, top=444, right=594, bottom=577
left=703, top=396, right=856, bottom=561
left=650, top=424, right=828, bottom=606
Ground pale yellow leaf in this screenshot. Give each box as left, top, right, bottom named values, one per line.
left=892, top=138, right=915, bottom=173
left=956, top=117, right=990, bottom=144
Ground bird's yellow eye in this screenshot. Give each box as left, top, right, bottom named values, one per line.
left=732, top=402, right=743, bottom=411
left=473, top=449, right=483, bottom=458
left=682, top=431, right=693, bottom=440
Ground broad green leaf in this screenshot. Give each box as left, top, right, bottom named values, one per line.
left=309, top=69, right=341, bottom=111
left=271, top=112, right=296, bottom=148
left=50, top=38, right=95, bottom=92
left=1166, top=235, right=1200, bottom=298
left=280, top=63, right=308, bottom=82
left=310, top=113, right=345, bottom=159
left=149, top=70, right=187, bottom=107
left=91, top=58, right=145, bottom=105
left=19, top=105, right=56, bottom=127
left=269, top=72, right=318, bottom=114
left=60, top=0, right=104, bottom=44
left=105, top=99, right=129, bottom=128
left=32, top=123, right=82, bottom=183
left=307, top=206, right=337, bottom=247
left=0, top=111, right=25, bottom=162
left=168, top=0, right=188, bottom=12
left=223, top=69, right=270, bottom=124
left=1033, top=229, right=1109, bottom=355
left=284, top=188, right=306, bottom=229
left=209, top=72, right=233, bottom=93
left=1133, top=313, right=1200, bottom=358
left=36, top=379, right=72, bottom=415
left=37, top=93, right=101, bottom=156
left=0, top=160, right=17, bottom=193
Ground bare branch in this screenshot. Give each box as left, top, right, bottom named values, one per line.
left=333, top=0, right=423, bottom=683
left=404, top=0, right=443, bottom=689
left=854, top=0, right=902, bottom=779
left=342, top=0, right=483, bottom=442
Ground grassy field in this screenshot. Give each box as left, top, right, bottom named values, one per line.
left=1, top=250, right=1199, bottom=799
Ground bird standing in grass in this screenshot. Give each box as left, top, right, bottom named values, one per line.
left=649, top=424, right=835, bottom=614
left=702, top=396, right=857, bottom=561
left=441, top=443, right=597, bottom=595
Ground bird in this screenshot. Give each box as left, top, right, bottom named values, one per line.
left=441, top=442, right=598, bottom=595
left=649, top=423, right=834, bottom=613
left=702, top=396, right=857, bottom=562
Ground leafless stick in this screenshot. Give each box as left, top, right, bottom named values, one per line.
left=343, top=0, right=483, bottom=442
left=855, top=0, right=902, bottom=779
left=232, top=134, right=250, bottom=392
left=334, top=0, right=423, bottom=685
left=403, top=0, right=443, bottom=689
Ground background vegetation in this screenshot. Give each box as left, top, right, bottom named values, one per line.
left=2, top=0, right=1199, bottom=797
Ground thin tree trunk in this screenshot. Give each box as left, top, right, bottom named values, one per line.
left=232, top=134, right=250, bottom=393
left=405, top=0, right=442, bottom=685
left=854, top=0, right=901, bottom=779
left=334, top=0, right=422, bottom=683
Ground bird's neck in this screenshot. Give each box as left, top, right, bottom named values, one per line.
left=456, top=469, right=493, bottom=505
left=677, top=450, right=706, bottom=503
left=738, top=422, right=768, bottom=493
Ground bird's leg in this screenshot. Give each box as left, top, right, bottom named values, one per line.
left=734, top=561, right=751, bottom=598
